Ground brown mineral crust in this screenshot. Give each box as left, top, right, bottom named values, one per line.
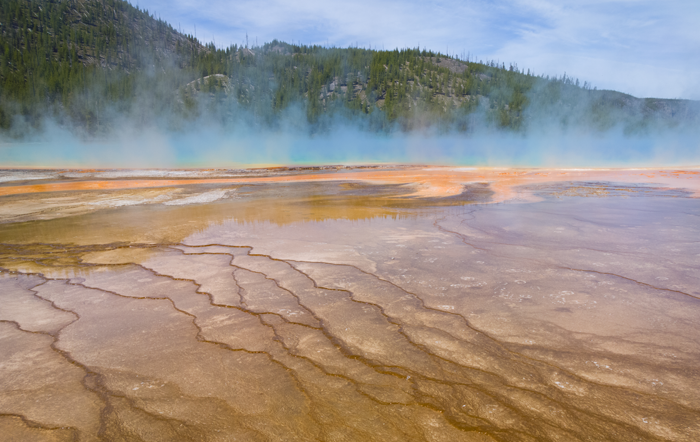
left=1, top=166, right=699, bottom=441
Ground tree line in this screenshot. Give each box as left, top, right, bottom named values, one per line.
left=0, top=0, right=696, bottom=137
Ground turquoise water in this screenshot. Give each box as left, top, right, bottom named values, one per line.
left=2, top=125, right=698, bottom=168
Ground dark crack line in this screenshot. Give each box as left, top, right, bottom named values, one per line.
left=184, top=252, right=535, bottom=435
left=219, top=254, right=425, bottom=380
left=9, top=243, right=699, bottom=421
left=263, top=257, right=700, bottom=432
left=257, top=314, right=416, bottom=408
left=225, top=256, right=631, bottom=440
left=129, top=261, right=322, bottom=332
left=428, top=222, right=700, bottom=405
left=283, top=256, right=522, bottom=359
left=133, top=263, right=392, bottom=412
left=68, top=247, right=324, bottom=332
left=0, top=412, right=80, bottom=441
left=172, top=242, right=700, bottom=417
left=4, top=237, right=698, bottom=441
left=276, top=262, right=672, bottom=441
left=2, top=269, right=308, bottom=440
left=557, top=266, right=700, bottom=301
left=1, top=274, right=115, bottom=439
left=284, top=261, right=515, bottom=379
left=73, top=263, right=330, bottom=433
left=163, top=245, right=321, bottom=326
left=229, top=267, right=248, bottom=307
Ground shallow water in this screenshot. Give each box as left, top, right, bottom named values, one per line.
left=0, top=177, right=699, bottom=441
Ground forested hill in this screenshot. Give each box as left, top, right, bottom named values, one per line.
left=1, top=0, right=698, bottom=137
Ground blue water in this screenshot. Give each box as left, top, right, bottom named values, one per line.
left=1, top=125, right=698, bottom=168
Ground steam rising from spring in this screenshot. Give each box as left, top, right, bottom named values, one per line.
left=1, top=118, right=699, bottom=168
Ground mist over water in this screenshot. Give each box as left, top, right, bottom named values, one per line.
left=1, top=34, right=698, bottom=170
left=2, top=120, right=699, bottom=169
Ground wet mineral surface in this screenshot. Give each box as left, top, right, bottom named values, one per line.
left=0, top=168, right=699, bottom=441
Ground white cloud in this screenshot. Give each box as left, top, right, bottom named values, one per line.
left=138, top=0, right=700, bottom=98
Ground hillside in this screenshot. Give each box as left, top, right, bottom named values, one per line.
left=1, top=0, right=698, bottom=137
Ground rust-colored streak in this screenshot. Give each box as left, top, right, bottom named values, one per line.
left=2, top=167, right=699, bottom=201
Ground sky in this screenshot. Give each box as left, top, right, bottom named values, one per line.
left=134, top=0, right=700, bottom=100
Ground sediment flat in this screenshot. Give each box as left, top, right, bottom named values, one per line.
left=0, top=166, right=698, bottom=441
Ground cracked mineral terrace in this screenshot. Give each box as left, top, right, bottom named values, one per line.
left=0, top=166, right=699, bottom=441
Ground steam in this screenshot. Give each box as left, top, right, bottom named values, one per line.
left=1, top=46, right=698, bottom=169
left=2, top=118, right=698, bottom=169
